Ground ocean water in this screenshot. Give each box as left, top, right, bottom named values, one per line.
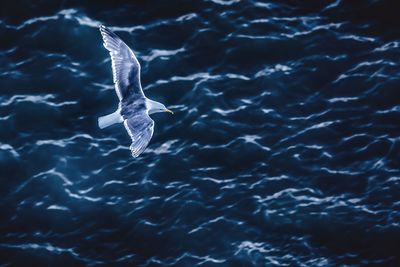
left=1, top=0, right=400, bottom=266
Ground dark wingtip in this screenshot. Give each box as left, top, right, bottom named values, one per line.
left=100, top=25, right=111, bottom=33
left=99, top=25, right=115, bottom=36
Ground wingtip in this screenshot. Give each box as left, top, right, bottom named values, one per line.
left=130, top=146, right=140, bottom=158
left=99, top=24, right=108, bottom=32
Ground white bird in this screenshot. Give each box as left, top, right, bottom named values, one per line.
left=98, top=25, right=173, bottom=158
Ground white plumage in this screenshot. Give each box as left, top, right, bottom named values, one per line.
left=98, top=25, right=173, bottom=158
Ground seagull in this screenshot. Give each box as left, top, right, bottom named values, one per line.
left=98, top=25, right=173, bottom=158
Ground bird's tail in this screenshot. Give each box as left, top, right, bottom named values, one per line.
left=98, top=110, right=123, bottom=129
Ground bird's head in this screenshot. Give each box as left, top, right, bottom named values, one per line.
left=146, top=99, right=173, bottom=115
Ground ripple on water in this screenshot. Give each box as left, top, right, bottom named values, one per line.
left=1, top=0, right=400, bottom=266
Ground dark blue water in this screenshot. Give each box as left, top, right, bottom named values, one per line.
left=1, top=0, right=400, bottom=266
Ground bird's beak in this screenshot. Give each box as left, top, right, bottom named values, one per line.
left=165, top=108, right=174, bottom=114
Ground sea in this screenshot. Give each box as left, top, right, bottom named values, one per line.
left=0, top=0, right=400, bottom=266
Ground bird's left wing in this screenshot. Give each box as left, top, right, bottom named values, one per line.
left=100, top=25, right=144, bottom=100
left=123, top=112, right=154, bottom=158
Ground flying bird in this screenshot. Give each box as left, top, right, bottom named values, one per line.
left=98, top=25, right=173, bottom=157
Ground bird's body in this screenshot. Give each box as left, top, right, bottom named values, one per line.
left=98, top=25, right=172, bottom=157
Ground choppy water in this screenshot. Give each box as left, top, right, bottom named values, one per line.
left=1, top=0, right=400, bottom=266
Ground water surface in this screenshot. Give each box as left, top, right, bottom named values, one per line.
left=1, top=0, right=400, bottom=266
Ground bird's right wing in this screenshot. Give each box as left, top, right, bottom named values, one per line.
left=100, top=25, right=144, bottom=100
left=123, top=112, right=154, bottom=158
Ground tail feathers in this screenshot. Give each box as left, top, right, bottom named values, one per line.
left=98, top=110, right=122, bottom=129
